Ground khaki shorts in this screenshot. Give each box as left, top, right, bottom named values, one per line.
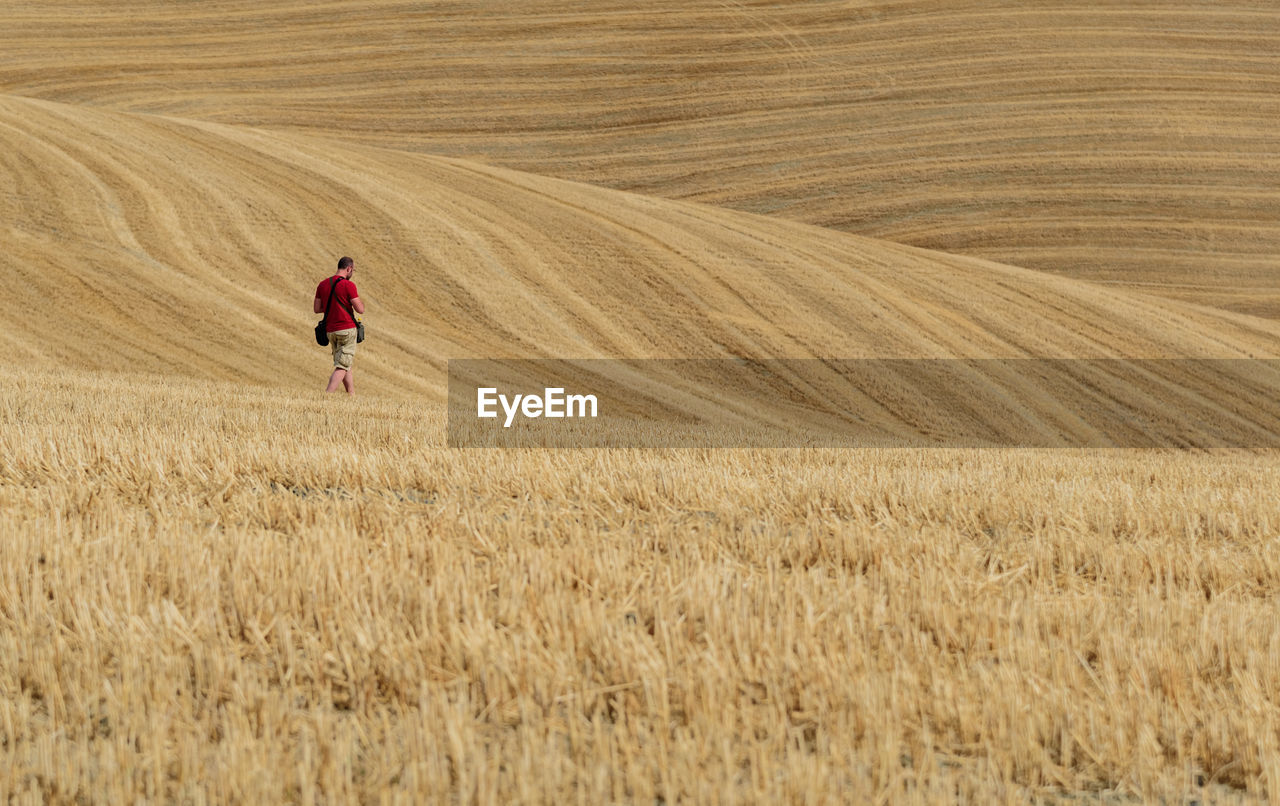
left=328, top=328, right=358, bottom=371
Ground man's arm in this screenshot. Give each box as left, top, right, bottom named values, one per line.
left=313, top=296, right=324, bottom=314
left=351, top=296, right=365, bottom=315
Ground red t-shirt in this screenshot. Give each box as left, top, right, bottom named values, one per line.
left=316, top=276, right=359, bottom=332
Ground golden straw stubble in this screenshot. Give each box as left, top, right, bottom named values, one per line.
left=0, top=369, right=1276, bottom=802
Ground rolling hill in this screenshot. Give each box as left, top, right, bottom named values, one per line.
left=5, top=91, right=1279, bottom=445
left=4, top=94, right=1277, bottom=371
left=3, top=1, right=1278, bottom=315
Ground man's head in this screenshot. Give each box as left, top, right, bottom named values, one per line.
left=337, top=255, right=354, bottom=278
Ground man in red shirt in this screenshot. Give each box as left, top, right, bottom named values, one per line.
left=313, top=256, right=365, bottom=394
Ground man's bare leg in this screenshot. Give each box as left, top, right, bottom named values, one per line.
left=342, top=369, right=354, bottom=395
left=325, top=368, right=346, bottom=392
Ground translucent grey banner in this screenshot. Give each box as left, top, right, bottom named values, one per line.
left=447, top=359, right=1280, bottom=448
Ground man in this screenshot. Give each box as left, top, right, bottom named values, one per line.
left=314, top=256, right=365, bottom=394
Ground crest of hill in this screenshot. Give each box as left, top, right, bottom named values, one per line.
left=4, top=93, right=1278, bottom=406
left=2, top=1, right=1279, bottom=315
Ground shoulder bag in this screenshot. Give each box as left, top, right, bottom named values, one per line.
left=314, top=275, right=341, bottom=346
left=341, top=294, right=366, bottom=343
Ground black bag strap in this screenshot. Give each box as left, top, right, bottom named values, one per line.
left=321, top=275, right=342, bottom=329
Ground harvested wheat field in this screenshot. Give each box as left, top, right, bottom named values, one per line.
left=2, top=1, right=1279, bottom=803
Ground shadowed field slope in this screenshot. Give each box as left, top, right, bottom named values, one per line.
left=3, top=1, right=1278, bottom=314
left=4, top=94, right=1279, bottom=442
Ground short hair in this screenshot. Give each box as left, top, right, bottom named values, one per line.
left=337, top=256, right=354, bottom=270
